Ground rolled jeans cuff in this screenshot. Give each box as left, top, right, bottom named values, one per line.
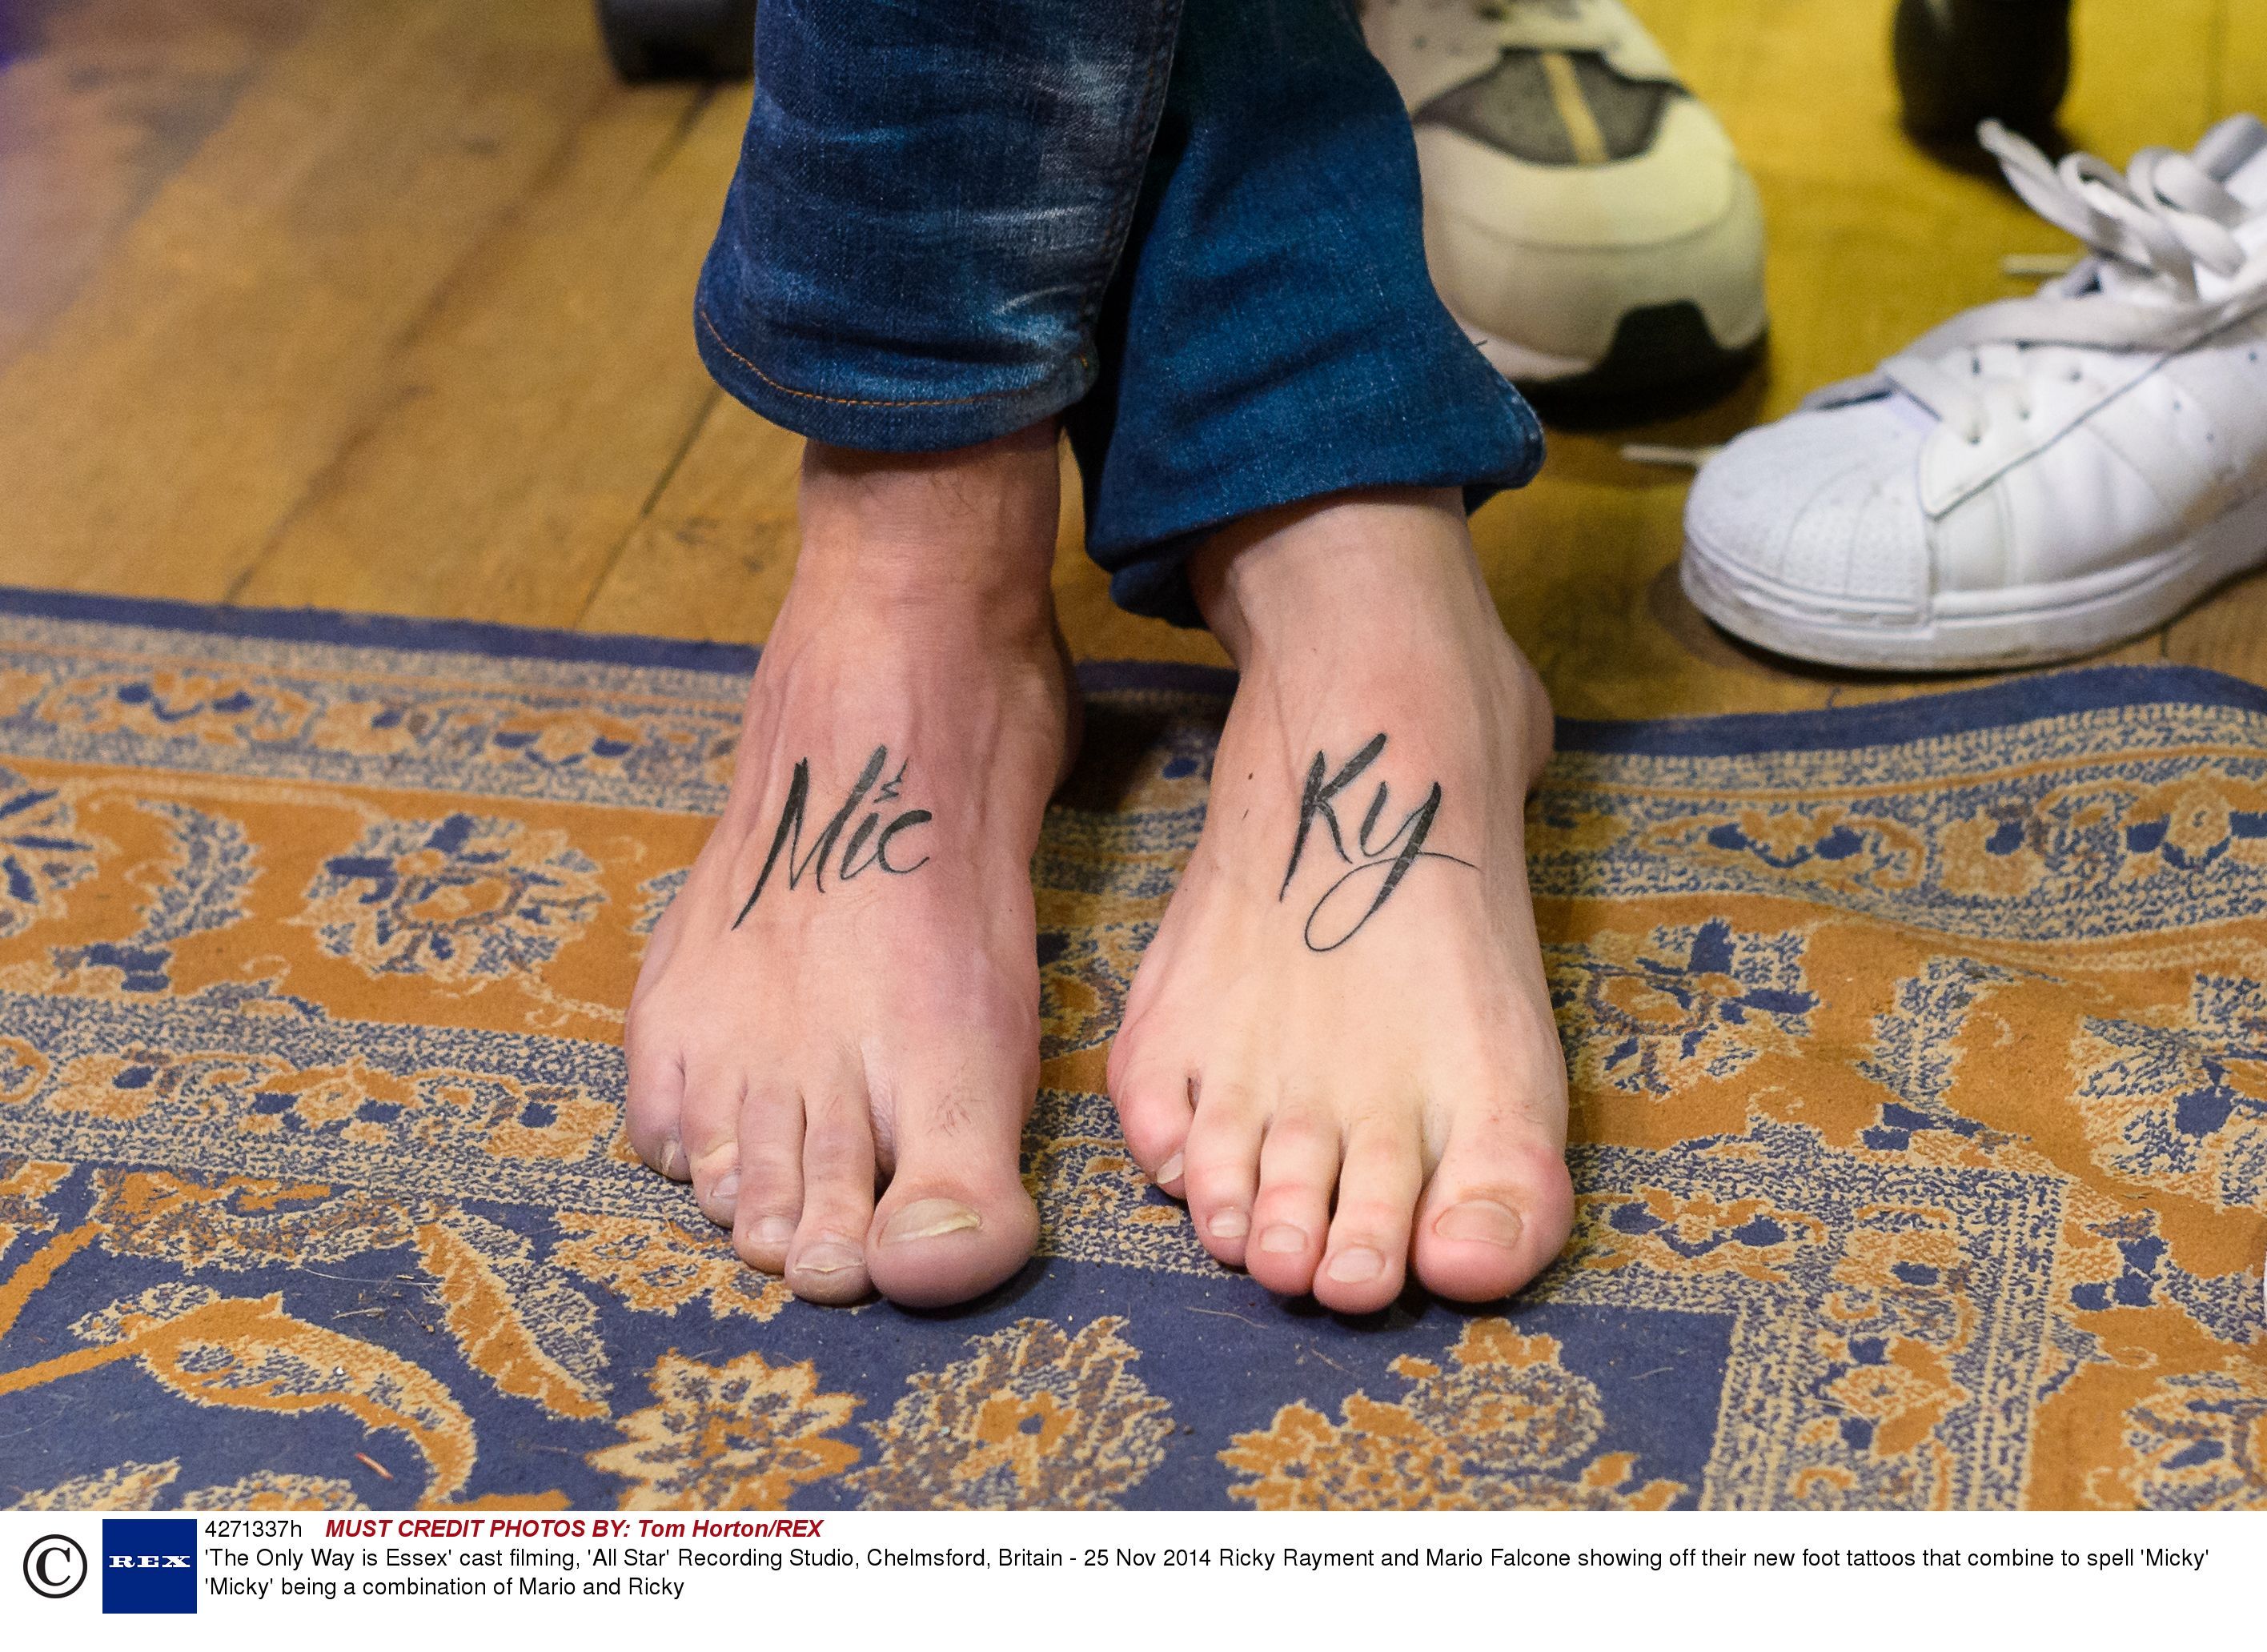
left=695, top=0, right=1543, bottom=625
left=692, top=304, right=1098, bottom=453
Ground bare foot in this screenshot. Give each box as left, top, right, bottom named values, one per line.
left=1107, top=490, right=1572, bottom=1313
left=625, top=424, right=1075, bottom=1309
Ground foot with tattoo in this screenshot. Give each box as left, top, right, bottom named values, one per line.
left=1108, top=490, right=1573, bottom=1313
left=625, top=423, right=1074, bottom=1308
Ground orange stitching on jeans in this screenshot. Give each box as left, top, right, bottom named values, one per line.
left=699, top=305, right=1048, bottom=409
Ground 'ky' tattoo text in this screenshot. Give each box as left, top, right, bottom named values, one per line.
left=1280, top=732, right=1471, bottom=952
left=733, top=744, right=931, bottom=926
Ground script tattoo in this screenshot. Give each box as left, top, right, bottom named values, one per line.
left=732, top=744, right=932, bottom=927
left=1279, top=732, right=1471, bottom=952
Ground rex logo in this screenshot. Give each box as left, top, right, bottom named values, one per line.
left=102, top=1519, right=197, bottom=1614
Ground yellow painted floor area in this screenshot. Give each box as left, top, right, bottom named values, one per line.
left=3, top=1, right=2265, bottom=718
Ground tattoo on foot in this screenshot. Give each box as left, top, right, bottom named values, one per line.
left=1280, top=732, right=1471, bottom=952
left=732, top=744, right=932, bottom=927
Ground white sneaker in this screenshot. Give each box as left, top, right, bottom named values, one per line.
left=1363, top=0, right=1767, bottom=404
left=1683, top=116, right=2267, bottom=671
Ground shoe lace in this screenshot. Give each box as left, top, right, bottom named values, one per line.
left=1860, top=118, right=2267, bottom=446
left=1998, top=120, right=2257, bottom=295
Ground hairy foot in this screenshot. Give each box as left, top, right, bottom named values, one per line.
left=626, top=425, right=1073, bottom=1309
left=1108, top=491, right=1572, bottom=1313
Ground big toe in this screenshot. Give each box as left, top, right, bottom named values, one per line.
left=866, top=1178, right=1038, bottom=1309
left=1411, top=1141, right=1573, bottom=1304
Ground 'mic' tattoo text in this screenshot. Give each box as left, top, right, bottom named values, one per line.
left=732, top=744, right=932, bottom=927
left=1280, top=732, right=1471, bottom=952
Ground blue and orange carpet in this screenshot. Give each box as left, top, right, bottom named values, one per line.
left=0, top=588, right=2260, bottom=1510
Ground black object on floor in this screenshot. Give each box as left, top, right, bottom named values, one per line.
left=1892, top=0, right=2072, bottom=148
left=597, top=0, right=756, bottom=82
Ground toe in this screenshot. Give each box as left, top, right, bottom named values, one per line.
left=1246, top=1102, right=1338, bottom=1297
left=867, top=1069, right=1038, bottom=1309
left=731, top=1082, right=804, bottom=1273
left=1107, top=1045, right=1195, bottom=1197
left=788, top=1071, right=877, bottom=1305
left=678, top=1053, right=743, bottom=1228
left=1314, top=1112, right=1421, bottom=1314
left=621, top=1000, right=688, bottom=1180
left=1411, top=1117, right=1573, bottom=1304
left=1182, top=1079, right=1264, bottom=1269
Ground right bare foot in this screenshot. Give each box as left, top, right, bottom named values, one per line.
left=1107, top=490, right=1575, bottom=1315
left=624, top=424, right=1075, bottom=1309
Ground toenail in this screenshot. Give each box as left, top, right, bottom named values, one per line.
left=794, top=1241, right=863, bottom=1277
left=1154, top=1153, right=1184, bottom=1187
left=1326, top=1247, right=1384, bottom=1285
left=1258, top=1223, right=1308, bottom=1255
left=1434, top=1199, right=1523, bottom=1249
left=881, top=1199, right=982, bottom=1245
left=747, top=1217, right=794, bottom=1251
left=1208, top=1209, right=1250, bottom=1240
left=657, top=1136, right=688, bottom=1180
left=706, top=1173, right=739, bottom=1208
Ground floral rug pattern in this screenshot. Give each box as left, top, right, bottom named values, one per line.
left=0, top=590, right=2260, bottom=1511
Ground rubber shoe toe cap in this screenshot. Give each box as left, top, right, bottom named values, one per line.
left=1685, top=401, right=1933, bottom=619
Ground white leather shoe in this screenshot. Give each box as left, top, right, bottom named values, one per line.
left=1684, top=116, right=2267, bottom=671
left=1364, top=0, right=1767, bottom=406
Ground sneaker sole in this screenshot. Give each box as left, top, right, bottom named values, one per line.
left=1461, top=300, right=1767, bottom=423
left=1681, top=484, right=2267, bottom=672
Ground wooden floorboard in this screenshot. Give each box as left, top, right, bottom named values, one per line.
left=0, top=0, right=315, bottom=375
left=227, top=81, right=738, bottom=627
left=0, top=0, right=613, bottom=602
left=1, top=0, right=2261, bottom=716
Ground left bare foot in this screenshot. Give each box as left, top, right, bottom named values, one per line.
left=1107, top=489, right=1573, bottom=1313
left=624, top=425, right=1074, bottom=1309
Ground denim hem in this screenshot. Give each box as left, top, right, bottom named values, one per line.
left=693, top=299, right=1099, bottom=452
left=1100, top=407, right=1547, bottom=629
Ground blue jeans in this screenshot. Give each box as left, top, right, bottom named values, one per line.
left=695, top=0, right=1543, bottom=628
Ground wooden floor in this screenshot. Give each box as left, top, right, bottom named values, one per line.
left=4, top=0, right=2266, bottom=719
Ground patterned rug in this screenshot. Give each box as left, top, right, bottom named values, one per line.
left=0, top=587, right=2261, bottom=1514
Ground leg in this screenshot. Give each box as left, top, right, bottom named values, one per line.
left=628, top=426, right=1074, bottom=1307
left=1084, top=0, right=1570, bottom=1309
left=1109, top=491, right=1572, bottom=1312
left=1065, top=0, right=1537, bottom=624
left=632, top=0, right=1184, bottom=1307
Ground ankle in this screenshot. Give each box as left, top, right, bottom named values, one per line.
left=1190, top=488, right=1497, bottom=668
left=794, top=423, right=1061, bottom=623
left=1191, top=488, right=1553, bottom=776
